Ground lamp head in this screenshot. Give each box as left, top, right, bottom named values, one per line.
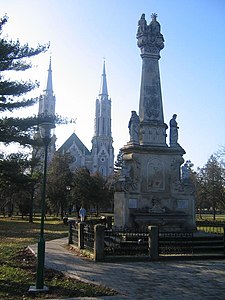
left=39, top=113, right=55, bottom=145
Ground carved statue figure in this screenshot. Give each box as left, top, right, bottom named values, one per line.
left=137, top=13, right=147, bottom=35
left=128, top=111, right=140, bottom=143
left=137, top=13, right=164, bottom=54
left=169, top=114, right=179, bottom=145
left=182, top=160, right=191, bottom=181
left=149, top=13, right=160, bottom=36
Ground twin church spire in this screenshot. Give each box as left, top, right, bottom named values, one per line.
left=40, top=57, right=114, bottom=177
left=45, top=57, right=53, bottom=96
left=92, top=61, right=114, bottom=176
left=41, top=57, right=111, bottom=140
left=94, top=61, right=112, bottom=138
left=99, top=60, right=108, bottom=98
left=38, top=56, right=55, bottom=117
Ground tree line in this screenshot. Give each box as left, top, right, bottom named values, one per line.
left=193, top=152, right=225, bottom=219
left=46, top=152, right=113, bottom=219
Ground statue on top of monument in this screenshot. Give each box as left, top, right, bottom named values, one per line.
left=137, top=13, right=147, bottom=35
left=149, top=13, right=160, bottom=35
left=136, top=13, right=164, bottom=55
left=128, top=111, right=140, bottom=144
left=169, top=114, right=179, bottom=146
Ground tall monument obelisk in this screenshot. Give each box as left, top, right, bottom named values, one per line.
left=114, top=13, right=195, bottom=231
left=137, top=13, right=167, bottom=147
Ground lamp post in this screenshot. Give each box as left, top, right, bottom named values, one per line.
left=29, top=120, right=54, bottom=292
left=66, top=185, right=71, bottom=215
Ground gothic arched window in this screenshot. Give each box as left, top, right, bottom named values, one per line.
left=99, top=166, right=106, bottom=176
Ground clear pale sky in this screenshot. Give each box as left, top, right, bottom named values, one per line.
left=1, top=0, right=225, bottom=169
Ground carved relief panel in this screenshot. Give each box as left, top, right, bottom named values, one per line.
left=147, top=158, right=165, bottom=191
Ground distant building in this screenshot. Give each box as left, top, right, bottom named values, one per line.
left=40, top=59, right=114, bottom=176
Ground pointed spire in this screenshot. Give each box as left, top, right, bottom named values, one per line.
left=46, top=56, right=53, bottom=95
left=99, top=60, right=108, bottom=98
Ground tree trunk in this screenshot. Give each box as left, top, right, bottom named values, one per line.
left=29, top=192, right=34, bottom=223
left=213, top=207, right=216, bottom=220
left=199, top=202, right=202, bottom=219
left=60, top=203, right=64, bottom=220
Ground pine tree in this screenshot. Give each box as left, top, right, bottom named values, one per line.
left=0, top=15, right=49, bottom=146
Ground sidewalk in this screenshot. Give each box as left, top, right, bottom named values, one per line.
left=29, top=238, right=225, bottom=300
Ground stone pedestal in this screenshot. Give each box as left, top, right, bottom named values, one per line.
left=114, top=144, right=196, bottom=231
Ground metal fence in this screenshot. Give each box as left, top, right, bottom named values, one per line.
left=159, top=230, right=225, bottom=257
left=68, top=221, right=225, bottom=260
left=83, top=223, right=95, bottom=252
left=71, top=222, right=78, bottom=247
left=69, top=221, right=95, bottom=251
left=159, top=232, right=194, bottom=255
left=69, top=221, right=78, bottom=246
left=104, top=227, right=150, bottom=256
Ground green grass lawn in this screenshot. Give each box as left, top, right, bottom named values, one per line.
left=196, top=214, right=225, bottom=221
left=0, top=215, right=115, bottom=299
left=196, top=214, right=225, bottom=234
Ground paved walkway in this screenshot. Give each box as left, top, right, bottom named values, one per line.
left=29, top=238, right=225, bottom=300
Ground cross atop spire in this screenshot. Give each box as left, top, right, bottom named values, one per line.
left=99, top=60, right=108, bottom=99
left=45, top=56, right=53, bottom=95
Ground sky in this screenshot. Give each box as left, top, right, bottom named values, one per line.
left=1, top=0, right=225, bottom=169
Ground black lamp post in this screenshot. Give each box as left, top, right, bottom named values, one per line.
left=66, top=185, right=71, bottom=215
left=29, top=120, right=54, bottom=292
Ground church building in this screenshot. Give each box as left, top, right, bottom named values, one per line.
left=39, top=59, right=114, bottom=177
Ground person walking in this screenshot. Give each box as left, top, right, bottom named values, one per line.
left=79, top=206, right=86, bottom=222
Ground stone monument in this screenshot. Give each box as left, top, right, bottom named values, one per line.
left=114, top=13, right=196, bottom=231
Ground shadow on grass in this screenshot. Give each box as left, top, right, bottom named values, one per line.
left=0, top=217, right=117, bottom=299
left=0, top=216, right=68, bottom=243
